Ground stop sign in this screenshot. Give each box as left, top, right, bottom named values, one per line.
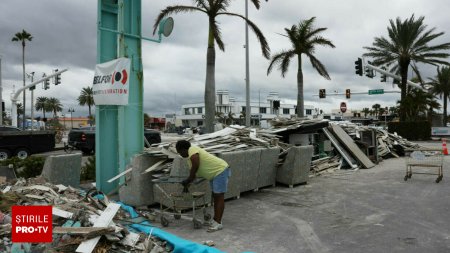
left=340, top=102, right=347, bottom=113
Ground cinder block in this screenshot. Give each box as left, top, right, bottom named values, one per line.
left=257, top=147, right=280, bottom=188
left=217, top=151, right=245, bottom=199
left=276, top=146, right=313, bottom=186
left=152, top=180, right=211, bottom=210
left=41, top=153, right=82, bottom=188
left=119, top=154, right=162, bottom=206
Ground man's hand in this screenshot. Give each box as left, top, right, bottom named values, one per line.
left=181, top=178, right=191, bottom=187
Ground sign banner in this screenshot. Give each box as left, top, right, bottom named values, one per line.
left=93, top=57, right=130, bottom=105
left=431, top=127, right=450, bottom=136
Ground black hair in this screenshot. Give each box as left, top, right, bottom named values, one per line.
left=176, top=140, right=191, bottom=151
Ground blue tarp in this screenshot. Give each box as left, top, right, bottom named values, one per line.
left=117, top=202, right=224, bottom=253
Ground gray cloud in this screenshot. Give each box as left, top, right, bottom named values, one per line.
left=1, top=0, right=450, bottom=118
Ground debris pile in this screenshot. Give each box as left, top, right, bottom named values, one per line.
left=0, top=177, right=174, bottom=253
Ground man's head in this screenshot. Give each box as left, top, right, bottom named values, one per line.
left=176, top=140, right=191, bottom=158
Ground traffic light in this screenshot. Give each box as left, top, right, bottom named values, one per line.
left=54, top=69, right=61, bottom=85
left=380, top=67, right=387, bottom=82
left=355, top=58, right=363, bottom=76
left=346, top=89, right=351, bottom=99
left=319, top=89, right=326, bottom=98
left=44, top=79, right=50, bottom=90
left=365, top=61, right=374, bottom=78
left=29, top=85, right=36, bottom=91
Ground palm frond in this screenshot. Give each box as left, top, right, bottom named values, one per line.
left=307, top=53, right=331, bottom=80
left=152, top=6, right=205, bottom=35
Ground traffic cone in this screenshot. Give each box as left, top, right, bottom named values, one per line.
left=442, top=138, right=448, bottom=155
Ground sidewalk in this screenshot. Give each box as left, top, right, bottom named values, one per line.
left=161, top=156, right=450, bottom=252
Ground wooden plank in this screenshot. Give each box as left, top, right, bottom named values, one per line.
left=53, top=226, right=114, bottom=235
left=141, top=159, right=167, bottom=175
left=331, top=125, right=375, bottom=169
left=76, top=203, right=121, bottom=253
left=53, top=207, right=74, bottom=219
left=107, top=168, right=133, bottom=183
left=119, top=232, right=140, bottom=247
left=323, top=128, right=358, bottom=169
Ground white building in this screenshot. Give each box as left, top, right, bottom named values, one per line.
left=177, top=90, right=318, bottom=127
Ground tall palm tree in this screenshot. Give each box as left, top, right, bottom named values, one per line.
left=363, top=14, right=450, bottom=121
left=372, top=104, right=381, bottom=118
left=362, top=108, right=370, bottom=118
left=153, top=0, right=270, bottom=133
left=12, top=29, right=33, bottom=129
left=77, top=87, right=95, bottom=124
left=46, top=97, right=63, bottom=118
left=399, top=88, right=438, bottom=121
left=267, top=17, right=335, bottom=117
left=35, top=97, right=49, bottom=119
left=428, top=66, right=450, bottom=125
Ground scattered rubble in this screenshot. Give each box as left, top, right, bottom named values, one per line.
left=0, top=177, right=175, bottom=253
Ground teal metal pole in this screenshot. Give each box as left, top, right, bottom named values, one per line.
left=96, top=0, right=119, bottom=194
left=96, top=0, right=143, bottom=193
left=117, top=0, right=144, bottom=185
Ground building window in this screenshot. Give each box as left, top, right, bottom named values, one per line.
left=197, top=107, right=203, bottom=114
left=241, top=106, right=246, bottom=113
left=184, top=108, right=190, bottom=115
left=259, top=107, right=267, bottom=114
left=306, top=109, right=312, bottom=115
left=283, top=108, right=290, bottom=115
left=197, top=120, right=203, bottom=126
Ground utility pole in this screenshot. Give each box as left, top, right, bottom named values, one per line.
left=244, top=0, right=251, bottom=127
left=27, top=72, right=35, bottom=130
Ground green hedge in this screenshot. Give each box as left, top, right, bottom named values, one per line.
left=388, top=121, right=431, bottom=140
left=0, top=156, right=46, bottom=178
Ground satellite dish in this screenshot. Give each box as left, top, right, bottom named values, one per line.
left=158, top=17, right=174, bottom=37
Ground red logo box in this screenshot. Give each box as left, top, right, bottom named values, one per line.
left=12, top=206, right=52, bottom=243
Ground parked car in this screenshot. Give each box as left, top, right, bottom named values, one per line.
left=68, top=127, right=161, bottom=155
left=0, top=125, right=56, bottom=160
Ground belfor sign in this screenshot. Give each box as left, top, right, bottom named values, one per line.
left=340, top=102, right=347, bottom=113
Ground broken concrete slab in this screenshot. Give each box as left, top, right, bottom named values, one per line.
left=217, top=151, right=245, bottom=200
left=276, top=146, right=313, bottom=187
left=256, top=147, right=280, bottom=189
left=41, top=153, right=82, bottom=188
left=119, top=154, right=164, bottom=206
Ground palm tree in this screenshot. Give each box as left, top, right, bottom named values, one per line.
left=428, top=66, right=450, bottom=125
left=372, top=104, right=381, bottom=118
left=12, top=29, right=33, bottom=129
left=35, top=97, right=50, bottom=119
left=399, top=88, right=438, bottom=121
left=267, top=17, right=335, bottom=117
left=362, top=108, right=370, bottom=118
left=153, top=0, right=270, bottom=133
left=46, top=97, right=63, bottom=118
left=77, top=87, right=95, bottom=125
left=364, top=14, right=450, bottom=121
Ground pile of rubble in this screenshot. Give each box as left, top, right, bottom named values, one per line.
left=0, top=177, right=173, bottom=253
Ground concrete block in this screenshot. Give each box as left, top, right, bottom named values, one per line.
left=41, top=154, right=82, bottom=188
left=276, top=146, right=313, bottom=186
left=169, top=156, right=190, bottom=177
left=257, top=147, right=280, bottom=188
left=152, top=180, right=211, bottom=210
left=241, top=149, right=261, bottom=192
left=119, top=154, right=163, bottom=207
left=217, top=151, right=245, bottom=200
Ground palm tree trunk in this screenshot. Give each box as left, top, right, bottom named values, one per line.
left=22, top=42, right=26, bottom=129
left=399, top=62, right=409, bottom=122
left=444, top=92, right=448, bottom=126
left=297, top=54, right=304, bottom=117
left=204, top=27, right=216, bottom=133
left=88, top=105, right=92, bottom=126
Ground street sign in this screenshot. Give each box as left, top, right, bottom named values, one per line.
left=340, top=102, right=347, bottom=113
left=368, top=89, right=384, bottom=95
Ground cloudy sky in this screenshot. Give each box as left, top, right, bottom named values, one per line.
left=1, top=0, right=449, bottom=118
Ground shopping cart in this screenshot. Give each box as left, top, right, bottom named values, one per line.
left=404, top=149, right=444, bottom=183
left=152, top=177, right=211, bottom=229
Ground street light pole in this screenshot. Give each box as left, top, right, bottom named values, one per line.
left=27, top=72, right=35, bottom=130
left=0, top=56, right=3, bottom=126
left=244, top=0, right=251, bottom=127
left=68, top=107, right=74, bottom=129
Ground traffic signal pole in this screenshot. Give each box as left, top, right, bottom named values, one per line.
left=10, top=69, right=67, bottom=127
left=364, top=63, right=426, bottom=92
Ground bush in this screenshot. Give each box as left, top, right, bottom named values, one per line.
left=0, top=156, right=46, bottom=178
left=388, top=121, right=431, bottom=140
left=81, top=155, right=96, bottom=181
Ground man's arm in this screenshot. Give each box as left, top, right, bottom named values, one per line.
left=187, top=153, right=200, bottom=183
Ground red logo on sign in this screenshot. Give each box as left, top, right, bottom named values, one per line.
left=340, top=102, right=347, bottom=113
left=112, top=69, right=128, bottom=85
left=12, top=206, right=52, bottom=243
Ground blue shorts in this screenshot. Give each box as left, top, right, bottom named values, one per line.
left=210, top=167, right=231, bottom=194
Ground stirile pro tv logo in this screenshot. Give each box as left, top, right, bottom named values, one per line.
left=12, top=206, right=52, bottom=243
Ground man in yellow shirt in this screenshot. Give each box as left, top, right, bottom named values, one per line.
left=176, top=140, right=230, bottom=232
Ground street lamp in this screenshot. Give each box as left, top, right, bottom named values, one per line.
left=26, top=72, right=35, bottom=130
left=61, top=113, right=66, bottom=130
left=68, top=108, right=74, bottom=129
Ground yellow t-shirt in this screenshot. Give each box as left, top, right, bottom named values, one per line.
left=187, top=146, right=228, bottom=180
